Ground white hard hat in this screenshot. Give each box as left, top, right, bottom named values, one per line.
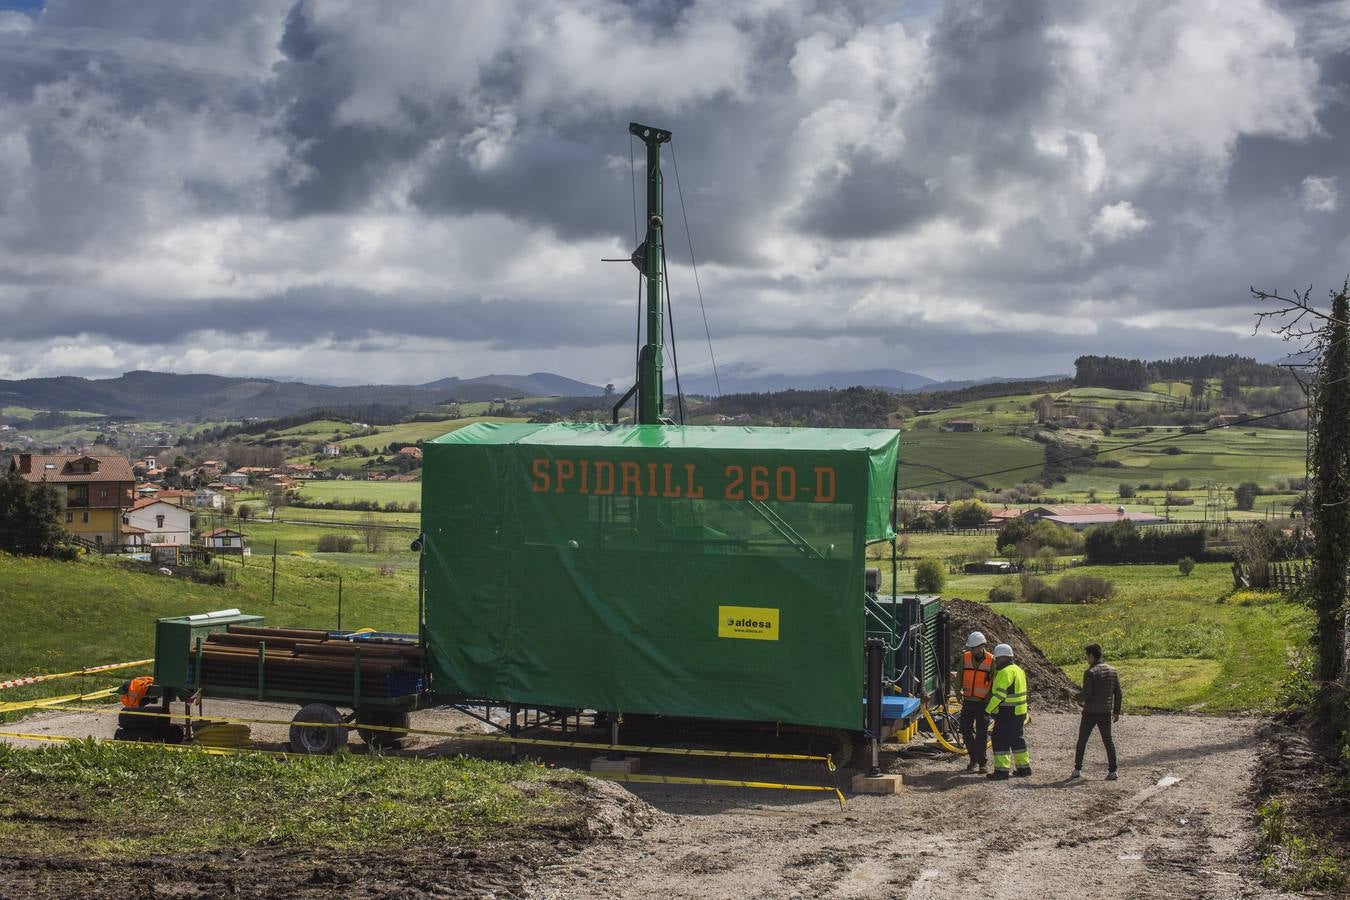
left=965, top=631, right=987, bottom=648
left=993, top=643, right=1014, bottom=659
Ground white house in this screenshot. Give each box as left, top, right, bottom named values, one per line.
left=322, top=443, right=342, bottom=458
left=219, top=472, right=250, bottom=487
left=122, top=499, right=192, bottom=545
left=194, top=488, right=225, bottom=510
left=202, top=527, right=248, bottom=554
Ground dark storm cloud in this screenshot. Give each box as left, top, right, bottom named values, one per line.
left=0, top=0, right=1347, bottom=383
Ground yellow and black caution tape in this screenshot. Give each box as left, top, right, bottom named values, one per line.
left=589, top=771, right=846, bottom=809
left=0, top=730, right=287, bottom=757
left=58, top=705, right=837, bottom=772
left=0, top=688, right=118, bottom=715
left=0, top=660, right=152, bottom=691
left=0, top=729, right=844, bottom=804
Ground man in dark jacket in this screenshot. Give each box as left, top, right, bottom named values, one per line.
left=1071, top=643, right=1121, bottom=780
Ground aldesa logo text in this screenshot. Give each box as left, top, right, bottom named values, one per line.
left=717, top=605, right=779, bottom=641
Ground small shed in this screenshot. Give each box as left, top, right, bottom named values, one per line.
left=202, top=527, right=247, bottom=554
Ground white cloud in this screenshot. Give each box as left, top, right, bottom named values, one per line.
left=1090, top=201, right=1151, bottom=242
left=1301, top=175, right=1340, bottom=212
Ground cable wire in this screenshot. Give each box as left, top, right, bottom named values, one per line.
left=661, top=241, right=686, bottom=424
left=669, top=139, right=722, bottom=397
left=904, top=405, right=1310, bottom=491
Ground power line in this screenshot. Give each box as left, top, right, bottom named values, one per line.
left=902, top=405, right=1309, bottom=491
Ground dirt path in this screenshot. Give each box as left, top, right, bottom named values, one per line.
left=529, top=713, right=1293, bottom=900
left=2, top=706, right=1293, bottom=898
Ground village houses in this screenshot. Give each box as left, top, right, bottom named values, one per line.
left=9, top=453, right=136, bottom=549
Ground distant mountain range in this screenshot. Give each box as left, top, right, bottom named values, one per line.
left=0, top=370, right=605, bottom=420
left=668, top=368, right=1070, bottom=396
left=0, top=367, right=1072, bottom=422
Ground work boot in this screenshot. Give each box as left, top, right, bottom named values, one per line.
left=1013, top=767, right=1033, bottom=778
left=986, top=769, right=1010, bottom=781
left=966, top=759, right=978, bottom=772
left=978, top=764, right=987, bottom=774
left=1069, top=769, right=1082, bottom=780
left=1106, top=771, right=1118, bottom=781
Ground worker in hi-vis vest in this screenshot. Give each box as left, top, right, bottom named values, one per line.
left=984, top=643, right=1031, bottom=780
left=954, top=630, right=994, bottom=774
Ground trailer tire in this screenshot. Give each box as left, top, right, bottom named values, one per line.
left=356, top=709, right=410, bottom=750
left=289, top=703, right=347, bottom=755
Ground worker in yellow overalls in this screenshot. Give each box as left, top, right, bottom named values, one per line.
left=985, top=643, right=1031, bottom=780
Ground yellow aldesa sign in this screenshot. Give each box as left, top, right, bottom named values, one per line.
left=718, top=606, right=779, bottom=641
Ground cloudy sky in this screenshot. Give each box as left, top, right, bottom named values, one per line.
left=1, top=0, right=1348, bottom=387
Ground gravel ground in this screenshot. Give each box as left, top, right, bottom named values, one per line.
left=1, top=704, right=1296, bottom=899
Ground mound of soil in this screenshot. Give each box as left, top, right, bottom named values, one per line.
left=942, top=598, right=1080, bottom=710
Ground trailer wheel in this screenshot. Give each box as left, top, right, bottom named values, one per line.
left=289, top=703, right=347, bottom=755
left=356, top=709, right=410, bottom=750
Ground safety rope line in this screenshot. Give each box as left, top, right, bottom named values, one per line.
left=0, top=730, right=287, bottom=757
left=44, top=704, right=838, bottom=772
left=0, top=731, right=845, bottom=805
left=588, top=771, right=846, bottom=809
left=0, top=659, right=152, bottom=691
left=0, top=688, right=118, bottom=714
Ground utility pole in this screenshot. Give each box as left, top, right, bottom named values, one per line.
left=270, top=539, right=277, bottom=604
left=630, top=122, right=672, bottom=425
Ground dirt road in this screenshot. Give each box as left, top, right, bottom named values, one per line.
left=530, top=712, right=1291, bottom=900
left=2, top=706, right=1291, bottom=898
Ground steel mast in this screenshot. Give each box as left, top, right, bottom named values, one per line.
left=630, top=122, right=672, bottom=425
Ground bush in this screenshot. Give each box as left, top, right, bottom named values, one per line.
left=1178, top=556, right=1195, bottom=576
left=988, top=583, right=1018, bottom=603
left=316, top=534, right=355, bottom=553
left=1234, top=481, right=1260, bottom=511
left=1084, top=521, right=1206, bottom=564
left=1118, top=482, right=1136, bottom=498
left=1057, top=574, right=1115, bottom=603
left=1019, top=575, right=1060, bottom=603
left=914, top=558, right=946, bottom=593
left=948, top=499, right=990, bottom=527
left=1162, top=445, right=1183, bottom=455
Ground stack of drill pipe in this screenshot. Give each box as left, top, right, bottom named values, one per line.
left=193, top=627, right=423, bottom=699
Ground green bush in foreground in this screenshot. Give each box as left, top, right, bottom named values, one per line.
left=1178, top=556, right=1195, bottom=576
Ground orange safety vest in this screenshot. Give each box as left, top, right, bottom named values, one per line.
left=120, top=675, right=153, bottom=708
left=961, top=650, right=994, bottom=700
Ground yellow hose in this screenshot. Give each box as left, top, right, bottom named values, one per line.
left=920, top=703, right=967, bottom=756
left=193, top=722, right=252, bottom=749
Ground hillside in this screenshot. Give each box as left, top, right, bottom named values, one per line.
left=0, top=371, right=603, bottom=420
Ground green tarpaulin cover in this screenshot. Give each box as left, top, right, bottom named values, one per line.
left=421, top=423, right=899, bottom=730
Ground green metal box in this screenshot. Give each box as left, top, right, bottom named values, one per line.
left=154, top=610, right=264, bottom=691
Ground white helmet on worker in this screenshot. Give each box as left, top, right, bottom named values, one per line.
left=965, top=631, right=987, bottom=648
left=993, top=643, right=1015, bottom=659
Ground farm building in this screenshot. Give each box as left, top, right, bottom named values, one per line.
left=942, top=419, right=977, bottom=432
left=1024, top=503, right=1165, bottom=530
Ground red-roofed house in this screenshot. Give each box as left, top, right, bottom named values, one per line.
left=1025, top=504, right=1165, bottom=530
left=122, top=498, right=192, bottom=545
left=10, top=453, right=135, bottom=548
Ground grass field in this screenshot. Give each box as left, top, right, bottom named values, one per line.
left=293, top=480, right=422, bottom=506
left=0, top=552, right=420, bottom=714
left=899, top=430, right=1045, bottom=490
left=334, top=415, right=521, bottom=450
left=0, top=741, right=576, bottom=856
left=879, top=550, right=1311, bottom=713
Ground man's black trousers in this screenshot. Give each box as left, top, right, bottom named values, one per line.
left=959, top=699, right=988, bottom=765
left=1074, top=712, right=1117, bottom=771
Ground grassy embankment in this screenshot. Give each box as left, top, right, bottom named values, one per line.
left=881, top=536, right=1312, bottom=713
left=0, top=552, right=419, bottom=715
